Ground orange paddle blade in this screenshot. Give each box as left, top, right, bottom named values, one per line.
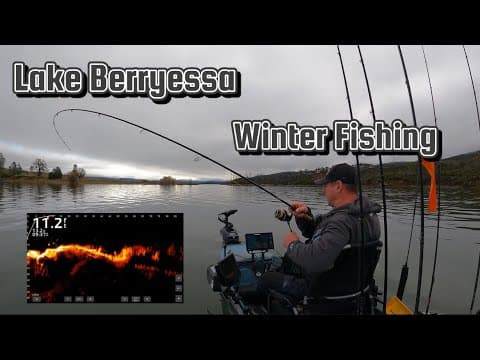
left=421, top=159, right=437, bottom=212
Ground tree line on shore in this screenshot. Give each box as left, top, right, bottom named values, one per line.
left=0, top=153, right=86, bottom=186
left=229, top=151, right=480, bottom=187
left=0, top=154, right=191, bottom=185
left=5, top=150, right=477, bottom=188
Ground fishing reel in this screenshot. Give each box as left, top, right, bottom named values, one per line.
left=274, top=209, right=293, bottom=231
left=274, top=209, right=292, bottom=222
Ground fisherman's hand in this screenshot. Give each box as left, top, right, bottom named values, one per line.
left=289, top=201, right=309, bottom=219
left=283, top=231, right=300, bottom=249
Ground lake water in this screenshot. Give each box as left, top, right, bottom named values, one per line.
left=1, top=182, right=479, bottom=314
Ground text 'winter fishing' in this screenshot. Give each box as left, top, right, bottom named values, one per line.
left=232, top=119, right=441, bottom=160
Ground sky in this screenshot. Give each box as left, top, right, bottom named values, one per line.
left=1, top=45, right=479, bottom=180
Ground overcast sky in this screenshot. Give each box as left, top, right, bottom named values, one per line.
left=1, top=45, right=479, bottom=180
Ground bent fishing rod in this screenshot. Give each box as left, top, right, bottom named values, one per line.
left=398, top=45, right=426, bottom=314
left=422, top=45, right=441, bottom=315
left=464, top=45, right=480, bottom=314
left=398, top=175, right=420, bottom=302
left=53, top=108, right=312, bottom=222
left=357, top=45, right=389, bottom=313
left=470, top=248, right=480, bottom=314
left=337, top=45, right=367, bottom=314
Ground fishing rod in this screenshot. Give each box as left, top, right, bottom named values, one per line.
left=397, top=175, right=420, bottom=300
left=462, top=45, right=480, bottom=132
left=421, top=45, right=441, bottom=314
left=357, top=45, right=389, bottom=313
left=464, top=45, right=480, bottom=314
left=337, top=45, right=366, bottom=314
left=397, top=45, right=426, bottom=314
left=52, top=108, right=308, bottom=218
left=470, top=248, right=480, bottom=314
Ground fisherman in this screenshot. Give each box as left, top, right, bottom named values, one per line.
left=259, top=163, right=382, bottom=314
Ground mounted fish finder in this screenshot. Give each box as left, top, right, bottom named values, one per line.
left=245, top=232, right=274, bottom=253
left=245, top=232, right=274, bottom=268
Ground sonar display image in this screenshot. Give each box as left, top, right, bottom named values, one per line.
left=26, top=213, right=183, bottom=303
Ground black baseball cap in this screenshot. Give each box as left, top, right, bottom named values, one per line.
left=314, top=163, right=357, bottom=185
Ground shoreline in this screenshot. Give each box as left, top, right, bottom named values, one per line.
left=0, top=177, right=166, bottom=186
left=0, top=177, right=473, bottom=190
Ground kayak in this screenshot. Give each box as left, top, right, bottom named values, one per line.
left=206, top=209, right=277, bottom=314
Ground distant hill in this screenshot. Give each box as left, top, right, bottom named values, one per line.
left=230, top=151, right=480, bottom=187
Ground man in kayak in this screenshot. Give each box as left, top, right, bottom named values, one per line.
left=259, top=163, right=382, bottom=314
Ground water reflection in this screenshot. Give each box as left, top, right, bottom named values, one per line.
left=159, top=184, right=176, bottom=194
left=66, top=184, right=85, bottom=202
left=7, top=182, right=22, bottom=198
left=32, top=184, right=48, bottom=205
left=0, top=183, right=3, bottom=211
left=47, top=183, right=62, bottom=194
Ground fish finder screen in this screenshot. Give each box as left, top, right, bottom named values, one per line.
left=26, top=213, right=183, bottom=304
left=215, top=254, right=240, bottom=286
left=245, top=232, right=274, bottom=252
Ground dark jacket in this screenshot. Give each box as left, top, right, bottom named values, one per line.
left=285, top=195, right=381, bottom=275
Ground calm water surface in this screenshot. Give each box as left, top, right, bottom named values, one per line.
left=1, top=183, right=479, bottom=314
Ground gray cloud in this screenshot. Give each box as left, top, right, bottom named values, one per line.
left=1, top=45, right=479, bottom=180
